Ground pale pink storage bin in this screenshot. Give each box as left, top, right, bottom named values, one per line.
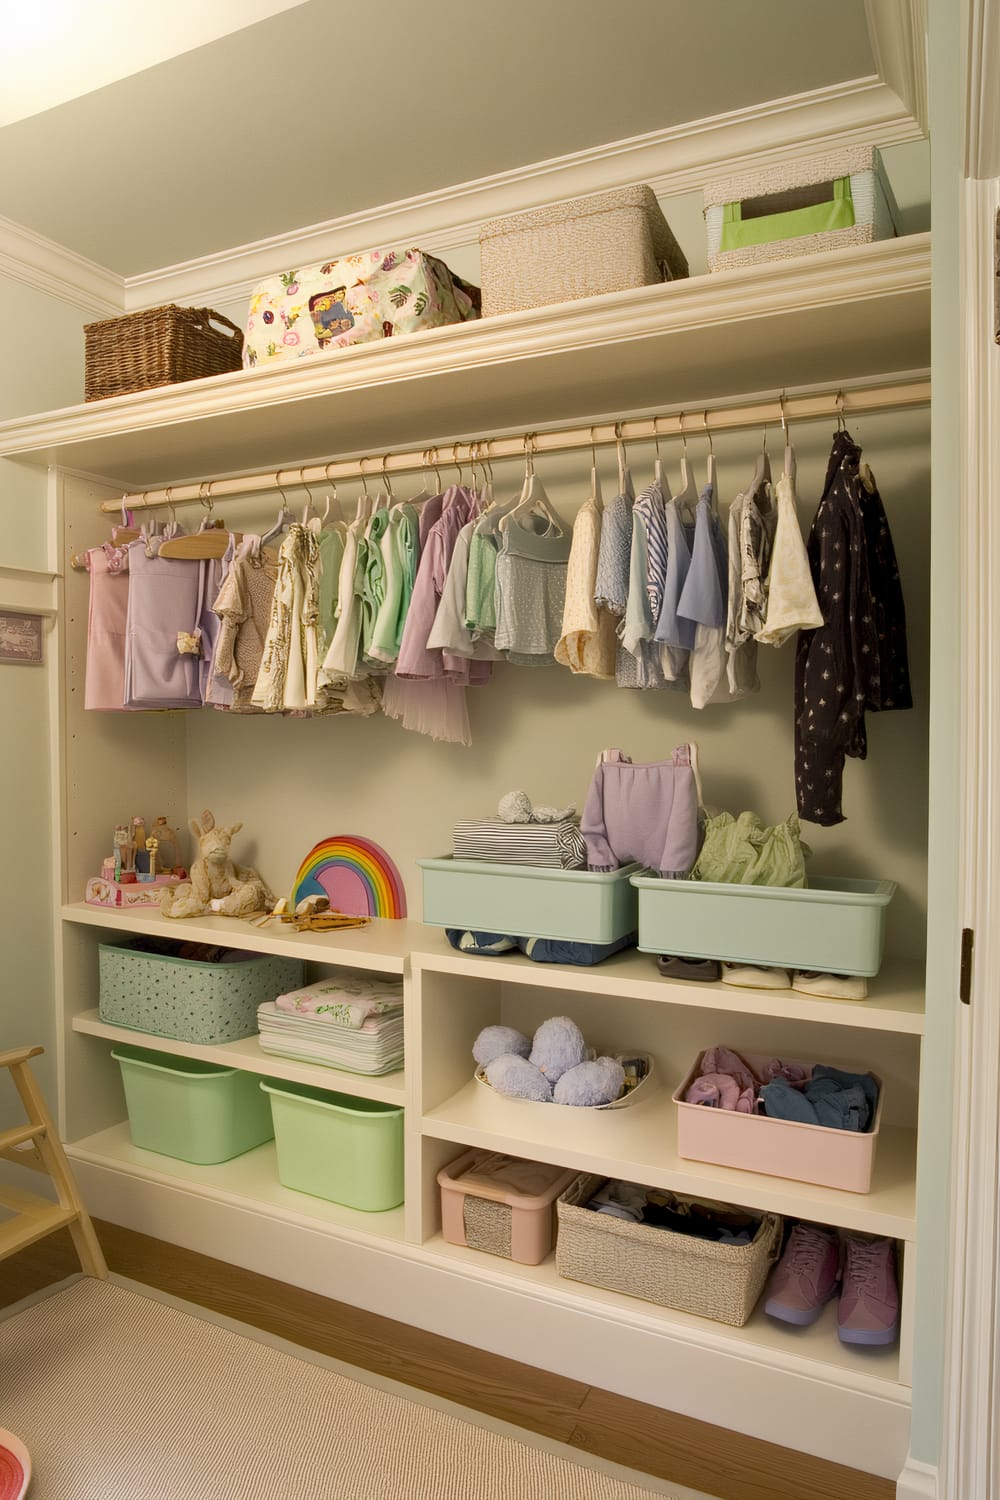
left=673, top=1052, right=883, bottom=1194
left=438, top=1149, right=578, bottom=1264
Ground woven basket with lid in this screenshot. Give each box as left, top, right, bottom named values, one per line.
left=479, top=184, right=688, bottom=316
left=84, top=304, right=244, bottom=401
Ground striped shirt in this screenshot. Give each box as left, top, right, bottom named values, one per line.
left=453, top=818, right=586, bottom=869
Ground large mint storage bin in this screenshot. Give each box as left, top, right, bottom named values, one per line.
left=418, top=856, right=643, bottom=943
left=99, top=941, right=303, bottom=1044
left=632, top=875, right=896, bottom=977
left=260, top=1078, right=404, bottom=1211
left=111, top=1045, right=274, bottom=1164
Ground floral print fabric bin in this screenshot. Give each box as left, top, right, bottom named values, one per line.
left=98, top=940, right=304, bottom=1044
left=243, top=248, right=480, bottom=368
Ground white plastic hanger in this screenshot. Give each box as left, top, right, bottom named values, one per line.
left=780, top=392, right=796, bottom=481
left=749, top=419, right=772, bottom=496
left=259, top=472, right=298, bottom=548
left=652, top=416, right=672, bottom=500
left=673, top=413, right=698, bottom=522
left=498, top=434, right=565, bottom=535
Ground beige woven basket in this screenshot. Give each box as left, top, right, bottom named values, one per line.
left=479, top=185, right=688, bottom=316
left=555, top=1173, right=782, bottom=1327
left=84, top=304, right=244, bottom=402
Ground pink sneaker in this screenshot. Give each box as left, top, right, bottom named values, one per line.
left=838, top=1235, right=899, bottom=1346
left=764, top=1223, right=840, bottom=1326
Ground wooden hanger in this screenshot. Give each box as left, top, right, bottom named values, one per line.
left=159, top=484, right=241, bottom=559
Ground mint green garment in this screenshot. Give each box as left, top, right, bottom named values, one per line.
left=368, top=503, right=419, bottom=662
left=719, top=177, right=855, bottom=253
left=360, top=508, right=390, bottom=663
left=691, top=811, right=811, bottom=888
left=465, top=530, right=499, bottom=635
left=316, top=525, right=346, bottom=660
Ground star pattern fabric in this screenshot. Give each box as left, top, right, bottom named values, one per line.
left=793, top=430, right=912, bottom=826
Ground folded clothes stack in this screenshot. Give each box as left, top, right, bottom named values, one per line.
left=452, top=816, right=585, bottom=869
left=587, top=1180, right=761, bottom=1245
left=257, top=972, right=404, bottom=1076
left=685, top=1045, right=878, bottom=1133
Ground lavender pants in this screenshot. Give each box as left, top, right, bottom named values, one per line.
left=581, top=746, right=701, bottom=877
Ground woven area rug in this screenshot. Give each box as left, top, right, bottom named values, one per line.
left=0, top=1278, right=684, bottom=1500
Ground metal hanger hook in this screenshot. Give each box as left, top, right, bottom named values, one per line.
left=702, top=411, right=714, bottom=455
left=380, top=452, right=393, bottom=500
left=835, top=390, right=846, bottom=430
left=452, top=442, right=463, bottom=485
left=164, top=487, right=177, bottom=530
left=678, top=412, right=688, bottom=457
left=614, top=421, right=627, bottom=472
left=324, top=463, right=338, bottom=505
left=590, top=425, right=598, bottom=468
left=779, top=391, right=789, bottom=438
left=274, top=470, right=293, bottom=509
left=359, top=456, right=370, bottom=499
left=652, top=415, right=662, bottom=463
left=198, top=480, right=215, bottom=517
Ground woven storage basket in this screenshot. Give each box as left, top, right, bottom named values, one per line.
left=556, top=1173, right=782, bottom=1326
left=84, top=304, right=244, bottom=401
left=703, top=145, right=898, bottom=273
left=479, top=185, right=688, bottom=316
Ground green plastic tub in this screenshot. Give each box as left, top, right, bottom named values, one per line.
left=631, top=875, right=897, bottom=977
left=111, top=1045, right=275, bottom=1164
left=417, top=856, right=643, bottom=943
left=260, top=1079, right=404, bottom=1212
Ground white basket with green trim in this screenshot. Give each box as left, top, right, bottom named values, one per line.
left=704, top=145, right=899, bottom=272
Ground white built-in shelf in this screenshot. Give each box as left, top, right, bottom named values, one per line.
left=414, top=950, right=925, bottom=1035
left=421, top=1233, right=907, bottom=1396
left=61, top=901, right=450, bottom=976
left=0, top=237, right=930, bottom=486
left=421, top=1081, right=916, bottom=1241
left=71, top=1010, right=405, bottom=1106
left=67, top=1123, right=406, bottom=1245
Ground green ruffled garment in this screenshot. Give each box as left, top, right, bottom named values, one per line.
left=690, top=811, right=811, bottom=888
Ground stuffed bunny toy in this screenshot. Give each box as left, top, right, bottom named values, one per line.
left=161, top=810, right=274, bottom=920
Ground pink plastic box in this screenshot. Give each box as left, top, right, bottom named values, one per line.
left=673, top=1051, right=883, bottom=1194
left=438, top=1149, right=578, bottom=1264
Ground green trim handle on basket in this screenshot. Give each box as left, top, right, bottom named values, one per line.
left=719, top=177, right=856, bottom=253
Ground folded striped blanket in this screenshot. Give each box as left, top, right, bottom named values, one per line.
left=452, top=818, right=586, bottom=869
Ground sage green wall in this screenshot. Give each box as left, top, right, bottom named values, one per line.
left=0, top=276, right=89, bottom=1119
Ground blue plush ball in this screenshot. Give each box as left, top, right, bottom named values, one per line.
left=485, top=1054, right=553, bottom=1102
left=529, top=1016, right=587, bottom=1084
left=473, top=1025, right=532, bottom=1067
left=553, top=1057, right=626, bottom=1107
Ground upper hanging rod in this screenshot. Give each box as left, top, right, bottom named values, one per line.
left=98, top=378, right=930, bottom=514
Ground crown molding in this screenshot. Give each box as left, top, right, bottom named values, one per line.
left=124, top=75, right=924, bottom=313
left=0, top=214, right=123, bottom=318
left=965, top=0, right=1000, bottom=178
left=865, top=0, right=928, bottom=135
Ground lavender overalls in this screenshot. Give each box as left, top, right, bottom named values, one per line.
left=581, top=746, right=700, bottom=878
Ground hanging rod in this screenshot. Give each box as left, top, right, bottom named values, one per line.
left=98, top=377, right=930, bottom=514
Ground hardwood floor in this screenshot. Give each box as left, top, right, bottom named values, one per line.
left=1, top=1221, right=894, bottom=1500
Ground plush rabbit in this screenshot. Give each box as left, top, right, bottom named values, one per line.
left=161, top=810, right=274, bottom=920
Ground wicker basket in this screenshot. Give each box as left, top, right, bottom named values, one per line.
left=703, top=145, right=898, bottom=273
left=556, top=1173, right=782, bottom=1326
left=84, top=304, right=244, bottom=401
left=479, top=185, right=688, bottom=316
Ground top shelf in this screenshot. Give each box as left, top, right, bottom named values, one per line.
left=0, top=237, right=930, bottom=487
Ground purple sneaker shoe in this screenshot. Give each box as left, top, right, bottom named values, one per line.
left=838, top=1235, right=899, bottom=1346
left=764, top=1223, right=840, bottom=1326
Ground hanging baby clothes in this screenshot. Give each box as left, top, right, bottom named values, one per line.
left=594, top=467, right=643, bottom=687
left=212, top=540, right=278, bottom=714
left=318, top=508, right=368, bottom=686
left=676, top=480, right=730, bottom=709
left=554, top=468, right=616, bottom=678
left=493, top=511, right=571, bottom=665
left=252, top=523, right=320, bottom=712
left=427, top=517, right=504, bottom=665
left=315, top=523, right=346, bottom=663
left=205, top=533, right=257, bottom=708
left=84, top=542, right=130, bottom=711
left=367, top=501, right=420, bottom=665
left=359, top=505, right=391, bottom=667
left=654, top=491, right=697, bottom=679
left=754, top=449, right=822, bottom=646
left=621, top=472, right=670, bottom=690
left=794, top=428, right=911, bottom=825
left=465, top=523, right=501, bottom=640
left=122, top=533, right=203, bottom=710
left=725, top=463, right=777, bottom=697
left=397, top=487, right=487, bottom=682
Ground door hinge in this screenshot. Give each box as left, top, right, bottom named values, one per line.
left=960, top=928, right=975, bottom=1005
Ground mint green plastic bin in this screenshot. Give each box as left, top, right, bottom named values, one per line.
left=111, top=1045, right=275, bottom=1164
left=260, top=1079, right=404, bottom=1212
left=418, top=856, right=643, bottom=943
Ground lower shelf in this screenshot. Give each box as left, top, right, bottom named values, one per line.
left=420, top=1231, right=907, bottom=1393
left=67, top=1123, right=406, bottom=1244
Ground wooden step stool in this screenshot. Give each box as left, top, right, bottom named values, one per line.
left=0, top=1046, right=107, bottom=1277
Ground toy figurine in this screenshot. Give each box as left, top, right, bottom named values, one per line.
left=149, top=816, right=182, bottom=874
left=113, top=824, right=133, bottom=874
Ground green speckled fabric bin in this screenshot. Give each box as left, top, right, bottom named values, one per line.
left=99, top=942, right=303, bottom=1044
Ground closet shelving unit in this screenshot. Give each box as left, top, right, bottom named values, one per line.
left=0, top=236, right=931, bottom=1481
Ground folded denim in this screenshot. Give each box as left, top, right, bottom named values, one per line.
left=445, top=928, right=636, bottom=966
left=760, top=1065, right=878, bottom=1132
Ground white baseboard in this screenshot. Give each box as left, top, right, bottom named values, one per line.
left=896, top=1456, right=938, bottom=1499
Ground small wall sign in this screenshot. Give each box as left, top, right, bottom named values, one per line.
left=0, top=611, right=44, bottom=665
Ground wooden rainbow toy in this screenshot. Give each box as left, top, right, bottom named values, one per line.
left=289, top=836, right=407, bottom=920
